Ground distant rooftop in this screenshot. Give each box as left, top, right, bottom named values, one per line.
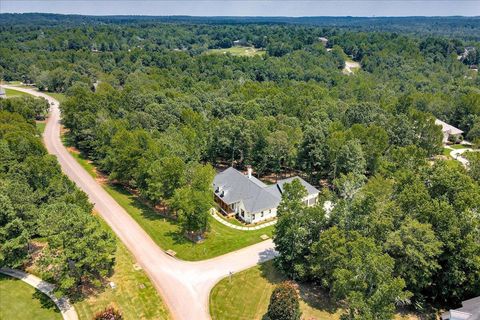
left=435, top=119, right=463, bottom=135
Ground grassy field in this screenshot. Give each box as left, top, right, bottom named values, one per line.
left=443, top=147, right=452, bottom=157
left=5, top=87, right=30, bottom=98
left=47, top=92, right=67, bottom=104
left=209, top=261, right=343, bottom=320
left=206, top=46, right=265, bottom=57
left=36, top=121, right=46, bottom=134
left=67, top=148, right=274, bottom=261
left=74, top=241, right=170, bottom=320
left=0, top=274, right=62, bottom=320
left=210, top=261, right=418, bottom=320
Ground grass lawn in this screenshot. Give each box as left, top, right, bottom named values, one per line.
left=210, top=261, right=419, bottom=320
left=36, top=121, right=46, bottom=134
left=74, top=241, right=170, bottom=320
left=443, top=147, right=452, bottom=157
left=206, top=46, right=265, bottom=57
left=47, top=92, right=67, bottom=104
left=209, top=260, right=343, bottom=320
left=449, top=144, right=469, bottom=150
left=5, top=87, right=30, bottom=98
left=67, top=146, right=274, bottom=261
left=0, top=274, right=62, bottom=320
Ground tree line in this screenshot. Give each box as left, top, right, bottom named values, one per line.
left=0, top=97, right=115, bottom=298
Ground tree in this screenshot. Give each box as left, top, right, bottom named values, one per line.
left=169, top=186, right=212, bottom=237
left=38, top=202, right=116, bottom=296
left=143, top=156, right=186, bottom=205
left=273, top=179, right=326, bottom=280
left=384, top=218, right=442, bottom=300
left=334, top=139, right=366, bottom=177
left=264, top=281, right=301, bottom=320
left=309, top=228, right=411, bottom=320
left=0, top=194, right=29, bottom=268
left=168, top=163, right=215, bottom=237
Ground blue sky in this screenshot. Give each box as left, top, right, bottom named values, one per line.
left=1, top=1, right=479, bottom=17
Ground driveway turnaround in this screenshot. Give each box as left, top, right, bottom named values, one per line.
left=0, top=268, right=78, bottom=320
left=3, top=85, right=277, bottom=320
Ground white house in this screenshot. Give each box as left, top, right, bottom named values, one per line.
left=441, top=296, right=479, bottom=320
left=435, top=119, right=464, bottom=144
left=213, top=167, right=320, bottom=224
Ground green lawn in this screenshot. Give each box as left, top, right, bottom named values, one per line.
left=449, top=144, right=469, bottom=150
left=67, top=147, right=274, bottom=261
left=74, top=240, right=170, bottom=320
left=210, top=261, right=419, bottom=320
left=36, top=121, right=46, bottom=134
left=443, top=147, right=452, bottom=157
left=47, top=92, right=67, bottom=104
left=206, top=46, right=265, bottom=57
left=0, top=274, right=62, bottom=320
left=5, top=88, right=30, bottom=98
left=209, top=260, right=343, bottom=320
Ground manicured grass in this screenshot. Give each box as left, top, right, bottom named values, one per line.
left=210, top=261, right=419, bottom=320
left=74, top=241, right=170, bottom=320
left=209, top=260, right=343, bottom=320
left=449, top=144, right=469, bottom=150
left=66, top=147, right=274, bottom=261
left=47, top=92, right=67, bottom=104
left=36, top=121, right=46, bottom=134
left=443, top=147, right=452, bottom=157
left=206, top=46, right=265, bottom=57
left=0, top=274, right=62, bottom=320
left=5, top=87, right=30, bottom=98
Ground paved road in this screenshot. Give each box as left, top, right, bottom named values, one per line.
left=3, top=86, right=277, bottom=320
left=0, top=268, right=78, bottom=320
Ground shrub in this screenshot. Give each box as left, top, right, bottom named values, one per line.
left=264, top=281, right=301, bottom=320
left=94, top=306, right=122, bottom=320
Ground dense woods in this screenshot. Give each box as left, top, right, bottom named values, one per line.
left=1, top=14, right=479, bottom=318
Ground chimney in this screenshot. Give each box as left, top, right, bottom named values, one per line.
left=247, top=166, right=253, bottom=179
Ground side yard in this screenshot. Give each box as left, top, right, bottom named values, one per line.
left=209, top=261, right=419, bottom=320
left=74, top=240, right=170, bottom=320
left=67, top=147, right=274, bottom=261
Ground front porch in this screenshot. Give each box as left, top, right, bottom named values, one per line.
left=214, top=195, right=236, bottom=217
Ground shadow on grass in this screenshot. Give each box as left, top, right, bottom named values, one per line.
left=108, top=183, right=192, bottom=246
left=297, top=283, right=339, bottom=314
left=32, top=290, right=60, bottom=313
left=259, top=260, right=339, bottom=315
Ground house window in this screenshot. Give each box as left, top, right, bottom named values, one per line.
left=252, top=213, right=255, bottom=221
left=261, top=211, right=264, bottom=217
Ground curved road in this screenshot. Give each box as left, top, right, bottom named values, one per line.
left=4, top=86, right=277, bottom=320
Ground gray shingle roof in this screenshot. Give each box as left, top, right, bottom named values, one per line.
left=213, top=167, right=320, bottom=214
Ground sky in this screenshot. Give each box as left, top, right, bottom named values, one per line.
left=1, top=0, right=479, bottom=17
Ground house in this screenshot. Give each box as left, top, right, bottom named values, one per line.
left=435, top=119, right=464, bottom=144
left=213, top=167, right=320, bottom=224
left=318, top=37, right=328, bottom=47
left=0, top=87, right=6, bottom=99
left=441, top=296, right=480, bottom=320
left=233, top=39, right=248, bottom=46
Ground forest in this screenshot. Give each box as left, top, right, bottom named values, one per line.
left=1, top=14, right=479, bottom=319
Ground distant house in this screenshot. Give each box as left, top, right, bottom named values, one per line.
left=318, top=37, right=328, bottom=47
left=435, top=119, right=464, bottom=144
left=233, top=39, right=248, bottom=46
left=213, top=167, right=319, bottom=224
left=441, top=296, right=480, bottom=320
left=0, top=87, right=6, bottom=99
